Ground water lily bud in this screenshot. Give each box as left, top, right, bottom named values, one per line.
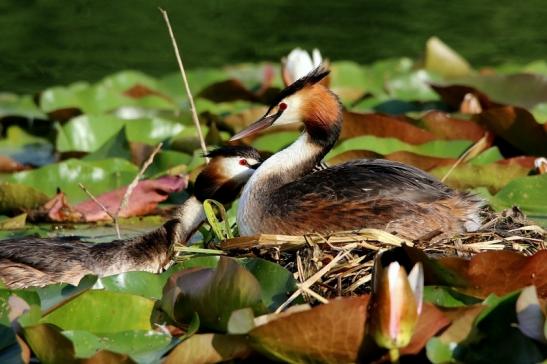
left=369, top=260, right=424, bottom=351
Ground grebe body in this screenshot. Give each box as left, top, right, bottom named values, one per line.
left=0, top=146, right=261, bottom=288
left=232, top=68, right=482, bottom=239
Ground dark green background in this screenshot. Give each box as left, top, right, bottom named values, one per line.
left=1, top=0, right=546, bottom=93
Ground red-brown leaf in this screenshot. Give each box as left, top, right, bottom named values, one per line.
left=250, top=295, right=370, bottom=363
left=440, top=250, right=547, bottom=298
left=400, top=303, right=451, bottom=355
left=75, top=175, right=187, bottom=221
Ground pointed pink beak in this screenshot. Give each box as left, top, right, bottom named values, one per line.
left=230, top=111, right=282, bottom=141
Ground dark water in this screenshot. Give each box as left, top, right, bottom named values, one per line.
left=1, top=0, right=546, bottom=93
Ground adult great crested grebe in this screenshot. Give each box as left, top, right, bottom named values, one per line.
left=0, top=146, right=261, bottom=288
left=231, top=67, right=483, bottom=240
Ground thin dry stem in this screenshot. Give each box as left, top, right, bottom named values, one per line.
left=441, top=132, right=488, bottom=182
left=111, top=142, right=163, bottom=238
left=159, top=8, right=209, bottom=163
left=78, top=183, right=120, bottom=238
left=275, top=249, right=353, bottom=313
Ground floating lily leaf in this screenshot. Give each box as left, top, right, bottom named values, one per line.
left=33, top=275, right=97, bottom=312
left=341, top=111, right=437, bottom=144
left=250, top=295, right=369, bottom=363
left=0, top=93, right=46, bottom=120
left=145, top=150, right=192, bottom=178
left=0, top=183, right=49, bottom=214
left=163, top=333, right=251, bottom=364
left=40, top=290, right=155, bottom=333
left=439, top=250, right=547, bottom=299
left=327, top=135, right=472, bottom=160
left=0, top=155, right=27, bottom=173
left=454, top=292, right=547, bottom=363
left=251, top=131, right=300, bottom=152
left=93, top=271, right=167, bottom=300
left=475, top=106, right=547, bottom=156
left=423, top=286, right=481, bottom=308
left=424, top=37, right=472, bottom=78
left=386, top=70, right=440, bottom=102
left=0, top=126, right=54, bottom=166
left=429, top=163, right=530, bottom=193
left=159, top=68, right=229, bottom=100
left=418, top=110, right=485, bottom=141
left=6, top=158, right=138, bottom=203
left=362, top=57, right=415, bottom=97
left=489, top=174, right=547, bottom=216
left=83, top=126, right=131, bottom=162
left=74, top=175, right=187, bottom=222
left=161, top=257, right=263, bottom=331
left=56, top=115, right=185, bottom=153
left=240, top=258, right=298, bottom=311
left=62, top=330, right=172, bottom=359
left=23, top=323, right=134, bottom=364
left=400, top=303, right=451, bottom=356
left=531, top=102, right=547, bottom=123
left=469, top=147, right=503, bottom=165
left=0, top=213, right=27, bottom=230
left=451, top=73, right=547, bottom=110
left=41, top=71, right=176, bottom=115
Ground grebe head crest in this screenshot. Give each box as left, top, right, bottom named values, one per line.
left=193, top=146, right=262, bottom=203
left=230, top=66, right=331, bottom=141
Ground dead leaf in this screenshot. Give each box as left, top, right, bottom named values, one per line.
left=0, top=156, right=28, bottom=173
left=250, top=295, right=369, bottom=363
left=400, top=303, right=451, bottom=355
left=440, top=250, right=547, bottom=299
left=164, top=334, right=252, bottom=364
left=341, top=111, right=436, bottom=144
left=420, top=111, right=486, bottom=141
left=198, top=79, right=260, bottom=103
left=438, top=305, right=485, bottom=344
left=474, top=106, right=547, bottom=156
left=75, top=175, right=187, bottom=222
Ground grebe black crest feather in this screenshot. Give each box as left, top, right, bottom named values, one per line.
left=269, top=66, right=330, bottom=109
left=204, top=145, right=261, bottom=160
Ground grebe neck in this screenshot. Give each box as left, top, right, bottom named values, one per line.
left=171, top=196, right=206, bottom=244
left=237, top=133, right=328, bottom=235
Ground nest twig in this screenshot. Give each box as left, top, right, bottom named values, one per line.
left=219, top=207, right=546, bottom=303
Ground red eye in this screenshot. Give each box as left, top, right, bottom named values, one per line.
left=279, top=102, right=287, bottom=111
left=239, top=159, right=248, bottom=166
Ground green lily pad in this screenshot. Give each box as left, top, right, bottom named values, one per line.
left=469, top=147, right=503, bottom=165
left=56, top=115, right=185, bottom=153
left=429, top=163, right=530, bottom=193
left=41, top=71, right=176, bottom=115
left=161, top=256, right=263, bottom=331
left=6, top=158, right=138, bottom=203
left=450, top=73, right=547, bottom=110
left=62, top=330, right=171, bottom=359
left=83, top=126, right=131, bottom=162
left=0, top=93, right=46, bottom=119
left=424, top=286, right=481, bottom=308
left=327, top=135, right=472, bottom=160
left=0, top=183, right=49, bottom=213
left=240, top=258, right=298, bottom=311
left=40, top=290, right=155, bottom=333
left=93, top=271, right=166, bottom=300
left=489, top=174, right=547, bottom=216
left=0, top=126, right=54, bottom=166
left=424, top=37, right=472, bottom=78
left=252, top=131, right=300, bottom=152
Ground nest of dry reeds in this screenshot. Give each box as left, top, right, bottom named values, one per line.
left=219, top=207, right=546, bottom=303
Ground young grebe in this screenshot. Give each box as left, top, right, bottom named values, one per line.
left=231, top=67, right=483, bottom=240
left=0, top=146, right=261, bottom=288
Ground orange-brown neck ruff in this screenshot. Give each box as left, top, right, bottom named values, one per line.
left=300, top=84, right=343, bottom=149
